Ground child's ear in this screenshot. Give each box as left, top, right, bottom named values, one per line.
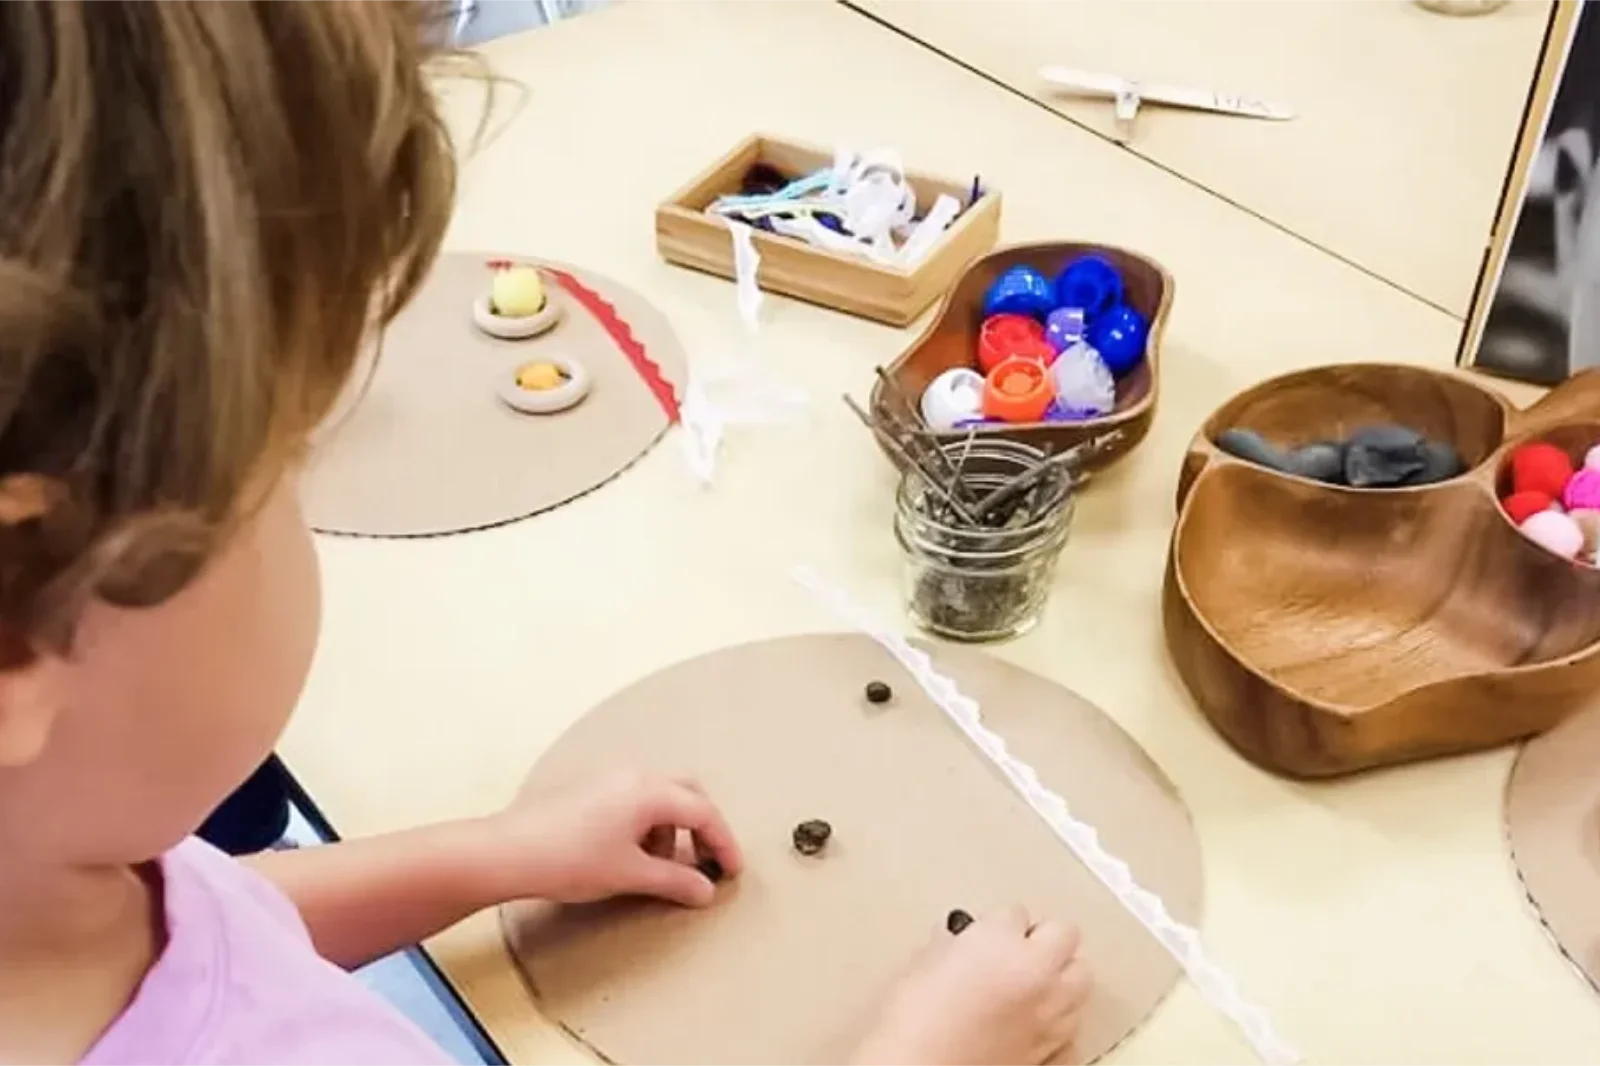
left=0, top=473, right=73, bottom=767
left=0, top=646, right=62, bottom=769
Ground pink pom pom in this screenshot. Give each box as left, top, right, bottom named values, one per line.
left=1566, top=468, right=1600, bottom=510
left=1572, top=508, right=1600, bottom=558
left=1521, top=509, right=1585, bottom=559
left=1585, top=443, right=1600, bottom=472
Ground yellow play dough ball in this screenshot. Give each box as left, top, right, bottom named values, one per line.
left=515, top=362, right=566, bottom=391
left=491, top=266, right=547, bottom=318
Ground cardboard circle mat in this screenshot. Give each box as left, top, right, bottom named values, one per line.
left=502, top=634, right=1202, bottom=1065
left=1506, top=699, right=1600, bottom=992
left=303, top=253, right=686, bottom=537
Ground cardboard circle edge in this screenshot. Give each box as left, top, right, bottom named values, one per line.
left=498, top=631, right=1203, bottom=1065
left=304, top=251, right=687, bottom=538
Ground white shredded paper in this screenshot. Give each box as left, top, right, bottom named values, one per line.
left=677, top=219, right=807, bottom=486
left=790, top=565, right=1302, bottom=1066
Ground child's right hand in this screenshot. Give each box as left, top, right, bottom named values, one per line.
left=850, top=905, right=1092, bottom=1066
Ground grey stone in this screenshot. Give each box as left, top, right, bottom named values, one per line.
left=1344, top=424, right=1429, bottom=487
left=1406, top=440, right=1466, bottom=485
left=1285, top=441, right=1346, bottom=484
left=1214, top=428, right=1293, bottom=473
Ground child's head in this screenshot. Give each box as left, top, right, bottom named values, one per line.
left=0, top=2, right=456, bottom=866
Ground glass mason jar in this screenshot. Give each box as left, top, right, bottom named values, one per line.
left=894, top=439, right=1076, bottom=642
left=1413, top=0, right=1508, bottom=14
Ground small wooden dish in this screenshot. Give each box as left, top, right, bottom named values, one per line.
left=870, top=242, right=1173, bottom=473
left=498, top=357, right=592, bottom=415
left=472, top=292, right=563, bottom=340
left=655, top=134, right=1001, bottom=327
left=1165, top=364, right=1600, bottom=778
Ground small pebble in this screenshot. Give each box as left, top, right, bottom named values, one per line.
left=695, top=857, right=725, bottom=884
left=946, top=909, right=975, bottom=935
left=865, top=680, right=893, bottom=704
left=792, top=819, right=833, bottom=856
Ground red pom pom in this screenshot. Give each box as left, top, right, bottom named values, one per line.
left=1503, top=490, right=1556, bottom=525
left=1511, top=442, right=1575, bottom=499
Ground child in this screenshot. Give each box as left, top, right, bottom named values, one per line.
left=0, top=3, right=1090, bottom=1064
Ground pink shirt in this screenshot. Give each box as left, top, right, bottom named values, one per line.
left=81, top=837, right=455, bottom=1066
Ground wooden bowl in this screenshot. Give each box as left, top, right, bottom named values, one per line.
left=1164, top=364, right=1600, bottom=778
left=871, top=241, right=1173, bottom=473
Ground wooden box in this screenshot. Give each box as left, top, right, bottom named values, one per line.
left=654, top=134, right=1002, bottom=327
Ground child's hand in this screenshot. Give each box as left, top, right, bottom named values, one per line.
left=487, top=770, right=744, bottom=908
left=851, top=906, right=1092, bottom=1066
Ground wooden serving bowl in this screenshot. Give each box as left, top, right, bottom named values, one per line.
left=871, top=241, right=1173, bottom=473
left=1164, top=364, right=1600, bottom=778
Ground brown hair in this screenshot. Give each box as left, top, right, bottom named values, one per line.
left=0, top=1, right=458, bottom=650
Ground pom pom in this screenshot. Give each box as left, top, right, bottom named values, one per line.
left=1047, top=341, right=1115, bottom=418
left=1511, top=442, right=1574, bottom=499
left=1502, top=490, right=1555, bottom=525
left=1585, top=443, right=1600, bottom=472
left=1521, top=509, right=1585, bottom=559
left=1565, top=468, right=1600, bottom=510
left=1572, top=508, right=1600, bottom=558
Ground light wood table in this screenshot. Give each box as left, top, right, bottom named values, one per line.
left=279, top=1, right=1600, bottom=1063
left=847, top=0, right=1553, bottom=319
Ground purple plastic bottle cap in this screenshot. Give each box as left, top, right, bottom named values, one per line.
left=1045, top=307, right=1086, bottom=353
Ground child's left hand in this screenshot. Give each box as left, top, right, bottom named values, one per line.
left=479, top=770, right=744, bottom=909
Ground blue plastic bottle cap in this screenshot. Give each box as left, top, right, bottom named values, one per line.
left=1088, top=304, right=1148, bottom=377
left=982, top=265, right=1055, bottom=321
left=1053, top=255, right=1124, bottom=321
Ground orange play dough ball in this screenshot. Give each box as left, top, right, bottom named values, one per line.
left=515, top=362, right=567, bottom=391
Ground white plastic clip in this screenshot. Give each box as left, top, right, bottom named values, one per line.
left=1040, top=66, right=1294, bottom=142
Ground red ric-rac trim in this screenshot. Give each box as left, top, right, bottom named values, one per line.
left=547, top=268, right=681, bottom=423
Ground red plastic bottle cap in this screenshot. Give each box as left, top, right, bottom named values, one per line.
left=978, top=314, right=1053, bottom=374
left=982, top=356, right=1055, bottom=424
